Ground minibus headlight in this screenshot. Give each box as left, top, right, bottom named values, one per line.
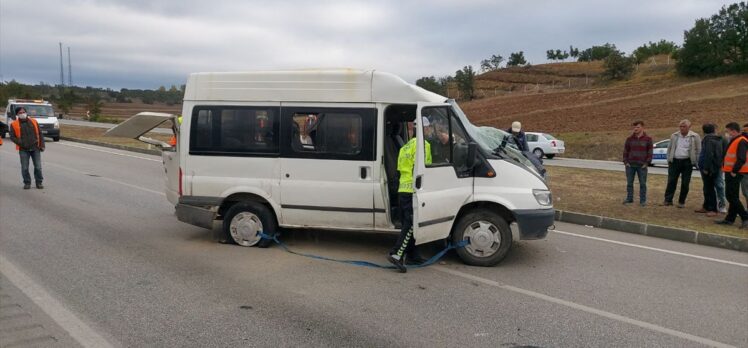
left=54, top=121, right=60, bottom=129
left=533, top=189, right=552, bottom=206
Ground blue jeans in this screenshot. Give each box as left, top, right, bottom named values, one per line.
left=19, top=150, right=43, bottom=185
left=626, top=165, right=647, bottom=203
left=715, top=172, right=726, bottom=208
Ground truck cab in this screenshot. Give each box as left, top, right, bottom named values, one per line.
left=3, top=99, right=61, bottom=141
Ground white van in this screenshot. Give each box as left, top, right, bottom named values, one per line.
left=107, top=70, right=554, bottom=266
left=3, top=99, right=61, bottom=141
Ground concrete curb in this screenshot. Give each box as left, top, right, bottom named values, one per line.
left=60, top=136, right=161, bottom=156
left=555, top=210, right=748, bottom=252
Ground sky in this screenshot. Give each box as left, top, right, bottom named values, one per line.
left=0, top=0, right=733, bottom=90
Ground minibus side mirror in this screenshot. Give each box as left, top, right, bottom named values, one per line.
left=466, top=142, right=478, bottom=169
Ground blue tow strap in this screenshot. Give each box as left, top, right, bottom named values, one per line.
left=257, top=232, right=468, bottom=269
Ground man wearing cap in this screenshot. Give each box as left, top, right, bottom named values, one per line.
left=507, top=121, right=529, bottom=152
left=387, top=117, right=432, bottom=273
left=9, top=107, right=46, bottom=189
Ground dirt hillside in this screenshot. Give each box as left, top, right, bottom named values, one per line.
left=461, top=59, right=748, bottom=133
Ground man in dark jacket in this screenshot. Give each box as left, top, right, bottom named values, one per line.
left=507, top=121, right=529, bottom=152
left=697, top=123, right=724, bottom=216
left=9, top=107, right=46, bottom=189
left=622, top=121, right=653, bottom=206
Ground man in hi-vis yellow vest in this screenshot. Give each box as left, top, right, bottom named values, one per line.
left=387, top=117, right=432, bottom=273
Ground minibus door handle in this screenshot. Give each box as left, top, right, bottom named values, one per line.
left=415, top=175, right=422, bottom=189
left=360, top=166, right=370, bottom=179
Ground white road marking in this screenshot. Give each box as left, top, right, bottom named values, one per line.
left=58, top=141, right=161, bottom=162
left=434, top=266, right=736, bottom=348
left=551, top=229, right=748, bottom=269
left=0, top=255, right=115, bottom=348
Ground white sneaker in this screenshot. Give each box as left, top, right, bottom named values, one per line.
left=719, top=205, right=727, bottom=214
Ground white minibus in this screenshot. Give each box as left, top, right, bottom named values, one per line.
left=107, top=69, right=554, bottom=266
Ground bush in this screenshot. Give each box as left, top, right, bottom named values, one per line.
left=603, top=51, right=636, bottom=80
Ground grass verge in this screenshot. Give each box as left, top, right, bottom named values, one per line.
left=547, top=166, right=747, bottom=238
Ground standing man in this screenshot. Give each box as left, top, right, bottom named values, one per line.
left=716, top=122, right=748, bottom=228
left=387, top=117, right=432, bottom=273
left=663, top=119, right=701, bottom=208
left=9, top=107, right=46, bottom=189
left=507, top=121, right=529, bottom=152
left=622, top=121, right=653, bottom=206
left=697, top=123, right=724, bottom=217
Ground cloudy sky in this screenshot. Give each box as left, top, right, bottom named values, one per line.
left=0, top=0, right=732, bottom=89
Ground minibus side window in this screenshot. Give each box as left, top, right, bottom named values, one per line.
left=422, top=107, right=469, bottom=169
left=190, top=106, right=279, bottom=156
left=290, top=112, right=363, bottom=156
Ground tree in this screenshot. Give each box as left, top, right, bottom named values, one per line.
left=569, top=46, right=580, bottom=59
left=57, top=88, right=78, bottom=115
left=577, top=43, right=618, bottom=61
left=632, top=40, right=679, bottom=63
left=677, top=2, right=748, bottom=76
left=603, top=51, right=635, bottom=80
left=454, top=66, right=476, bottom=100
left=480, top=54, right=504, bottom=72
left=507, top=51, right=527, bottom=66
left=546, top=49, right=556, bottom=61
left=416, top=76, right=444, bottom=95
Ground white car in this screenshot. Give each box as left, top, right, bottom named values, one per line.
left=650, top=139, right=669, bottom=167
left=526, top=132, right=565, bottom=159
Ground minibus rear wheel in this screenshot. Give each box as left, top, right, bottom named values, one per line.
left=452, top=210, right=512, bottom=266
left=223, top=201, right=276, bottom=248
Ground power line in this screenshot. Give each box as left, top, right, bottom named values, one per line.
left=59, top=42, right=64, bottom=86
left=68, top=47, right=72, bottom=86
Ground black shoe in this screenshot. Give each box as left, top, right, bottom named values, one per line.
left=622, top=200, right=633, bottom=205
left=23, top=184, right=31, bottom=190
left=36, top=183, right=44, bottom=189
left=406, top=255, right=429, bottom=265
left=660, top=201, right=673, bottom=206
left=386, top=254, right=407, bottom=273
left=715, top=220, right=734, bottom=225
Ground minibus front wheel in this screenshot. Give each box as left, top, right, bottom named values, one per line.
left=451, top=210, right=512, bottom=267
left=223, top=201, right=276, bottom=248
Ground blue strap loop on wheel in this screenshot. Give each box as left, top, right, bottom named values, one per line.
left=257, top=232, right=468, bottom=269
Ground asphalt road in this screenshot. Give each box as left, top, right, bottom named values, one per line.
left=546, top=157, right=702, bottom=178
left=0, top=141, right=745, bottom=347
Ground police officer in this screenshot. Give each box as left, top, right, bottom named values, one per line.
left=387, top=117, right=432, bottom=273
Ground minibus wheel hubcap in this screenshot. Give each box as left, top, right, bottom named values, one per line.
left=230, top=212, right=263, bottom=246
left=463, top=221, right=500, bottom=257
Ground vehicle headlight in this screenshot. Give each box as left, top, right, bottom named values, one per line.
left=533, top=189, right=552, bottom=206
left=54, top=121, right=60, bottom=129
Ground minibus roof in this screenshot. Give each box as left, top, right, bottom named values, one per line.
left=184, top=69, right=446, bottom=104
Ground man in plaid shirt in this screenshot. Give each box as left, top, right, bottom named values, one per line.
left=623, top=121, right=653, bottom=206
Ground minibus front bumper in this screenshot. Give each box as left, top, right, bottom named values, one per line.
left=513, top=208, right=555, bottom=240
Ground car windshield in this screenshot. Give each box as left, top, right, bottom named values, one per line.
left=447, top=100, right=539, bottom=175
left=17, top=105, right=54, bottom=117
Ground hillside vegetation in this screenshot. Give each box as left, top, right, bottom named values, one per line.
left=461, top=57, right=748, bottom=134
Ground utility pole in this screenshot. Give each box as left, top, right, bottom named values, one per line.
left=59, top=42, right=64, bottom=86
left=67, top=47, right=72, bottom=86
